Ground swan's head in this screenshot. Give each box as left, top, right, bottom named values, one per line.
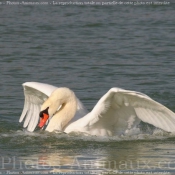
left=38, top=87, right=77, bottom=129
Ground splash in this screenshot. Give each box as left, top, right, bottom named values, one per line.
left=0, top=122, right=175, bottom=146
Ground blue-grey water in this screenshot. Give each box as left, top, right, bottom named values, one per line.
left=0, top=1, right=175, bottom=174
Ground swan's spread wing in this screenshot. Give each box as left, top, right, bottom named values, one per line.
left=82, top=88, right=175, bottom=136
left=19, top=82, right=58, bottom=132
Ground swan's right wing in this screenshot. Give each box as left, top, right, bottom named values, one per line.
left=68, top=88, right=175, bottom=136
left=19, top=82, right=58, bottom=132
left=89, top=88, right=175, bottom=134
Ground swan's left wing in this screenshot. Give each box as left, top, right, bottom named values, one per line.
left=68, top=88, right=175, bottom=136
left=19, top=82, right=58, bottom=132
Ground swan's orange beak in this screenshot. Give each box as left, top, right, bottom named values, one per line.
left=38, top=113, right=49, bottom=128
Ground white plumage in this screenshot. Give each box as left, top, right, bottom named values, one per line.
left=19, top=82, right=175, bottom=136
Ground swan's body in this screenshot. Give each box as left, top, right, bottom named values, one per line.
left=19, top=82, right=175, bottom=136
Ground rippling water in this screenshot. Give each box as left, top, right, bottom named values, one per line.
left=0, top=1, right=175, bottom=174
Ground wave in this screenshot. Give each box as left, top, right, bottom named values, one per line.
left=0, top=124, right=175, bottom=144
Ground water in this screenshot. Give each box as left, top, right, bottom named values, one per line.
left=0, top=1, right=175, bottom=174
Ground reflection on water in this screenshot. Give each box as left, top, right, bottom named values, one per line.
left=21, top=141, right=175, bottom=175
left=0, top=131, right=175, bottom=175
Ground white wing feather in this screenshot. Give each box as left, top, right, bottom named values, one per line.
left=19, top=82, right=58, bottom=132
left=90, top=88, right=175, bottom=134
left=67, top=88, right=175, bottom=136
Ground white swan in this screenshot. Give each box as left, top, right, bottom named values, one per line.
left=19, top=82, right=175, bottom=136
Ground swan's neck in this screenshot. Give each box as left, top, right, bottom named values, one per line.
left=45, top=89, right=77, bottom=132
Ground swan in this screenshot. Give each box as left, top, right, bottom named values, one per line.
left=19, top=82, right=175, bottom=136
